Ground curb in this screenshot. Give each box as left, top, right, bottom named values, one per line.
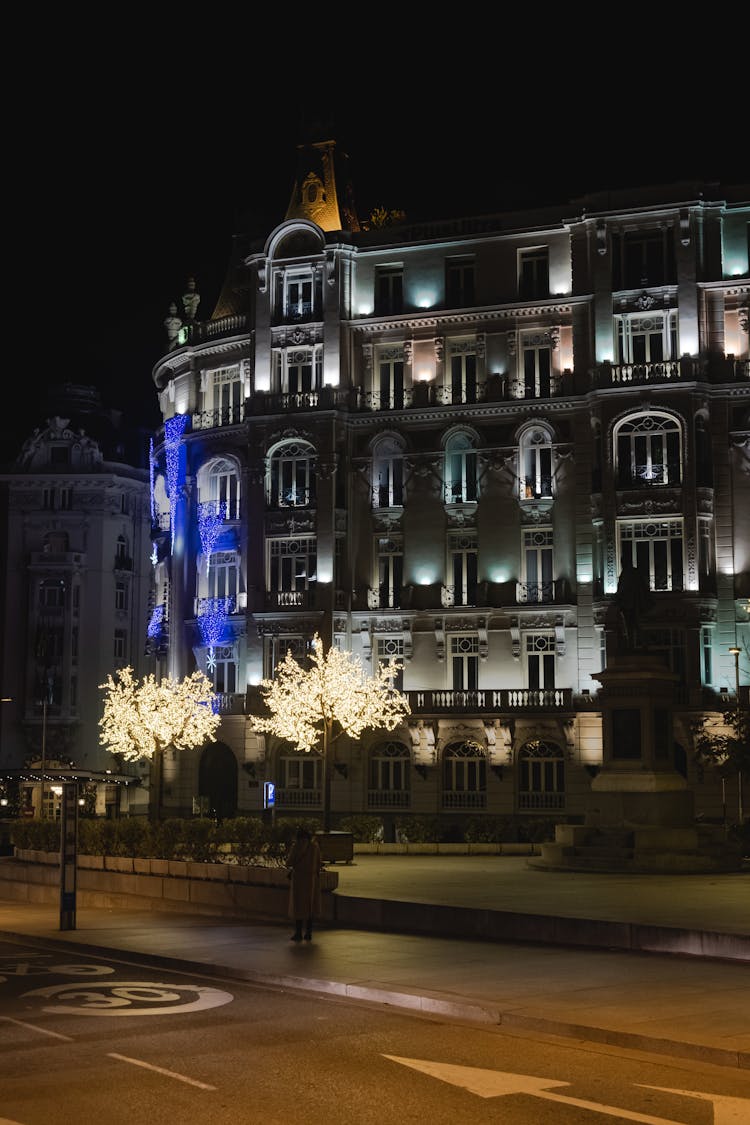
left=3, top=928, right=747, bottom=1072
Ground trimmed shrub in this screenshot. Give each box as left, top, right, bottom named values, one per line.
left=394, top=815, right=440, bottom=843
left=338, top=815, right=382, bottom=842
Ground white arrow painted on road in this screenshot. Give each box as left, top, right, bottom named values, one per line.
left=384, top=1057, right=749, bottom=1123
left=639, top=1085, right=750, bottom=1124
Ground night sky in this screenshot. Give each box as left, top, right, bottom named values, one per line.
left=5, top=26, right=746, bottom=463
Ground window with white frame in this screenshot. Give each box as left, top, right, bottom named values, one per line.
left=518, top=248, right=549, bottom=300
left=283, top=272, right=314, bottom=321
left=519, top=426, right=553, bottom=499
left=446, top=258, right=475, bottom=307
left=376, top=538, right=403, bottom=609
left=701, top=626, right=714, bottom=686
left=275, top=347, right=322, bottom=395
left=522, top=337, right=552, bottom=398
left=442, top=740, right=486, bottom=807
left=39, top=579, right=65, bottom=609
left=521, top=527, right=554, bottom=603
left=450, top=634, right=479, bottom=691
left=203, top=366, right=243, bottom=425
left=208, top=551, right=240, bottom=603
left=115, top=580, right=128, bottom=612
left=525, top=632, right=556, bottom=690
left=375, top=636, right=404, bottom=691
left=448, top=532, right=477, bottom=606
left=268, top=440, right=316, bottom=507
left=210, top=644, right=238, bottom=694
left=444, top=432, right=477, bottom=503
left=268, top=537, right=317, bottom=593
left=281, top=753, right=321, bottom=795
left=268, top=634, right=308, bottom=677
left=371, top=436, right=404, bottom=507
left=698, top=517, right=714, bottom=589
left=615, top=312, right=677, bottom=365
left=618, top=519, right=684, bottom=592
left=205, top=459, right=241, bottom=520
left=376, top=347, right=405, bottom=409
left=518, top=740, right=565, bottom=810
left=615, top=413, right=682, bottom=486
left=369, top=741, right=410, bottom=806
left=448, top=340, right=477, bottom=404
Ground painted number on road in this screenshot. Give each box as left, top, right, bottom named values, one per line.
left=22, top=980, right=233, bottom=1016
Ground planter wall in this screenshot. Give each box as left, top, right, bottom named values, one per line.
left=1, top=851, right=338, bottom=924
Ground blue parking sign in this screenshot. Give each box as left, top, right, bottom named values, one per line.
left=263, top=781, right=275, bottom=809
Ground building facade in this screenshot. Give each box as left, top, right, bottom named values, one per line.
left=0, top=387, right=151, bottom=818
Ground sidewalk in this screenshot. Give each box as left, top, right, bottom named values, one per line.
left=1, top=856, right=748, bottom=1071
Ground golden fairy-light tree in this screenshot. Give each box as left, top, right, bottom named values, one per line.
left=250, top=634, right=411, bottom=831
left=99, top=667, right=221, bottom=819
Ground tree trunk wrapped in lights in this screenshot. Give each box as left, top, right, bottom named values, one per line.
left=99, top=667, right=221, bottom=820
left=250, top=634, right=411, bottom=831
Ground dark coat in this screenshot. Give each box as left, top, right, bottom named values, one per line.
left=286, top=835, right=322, bottom=920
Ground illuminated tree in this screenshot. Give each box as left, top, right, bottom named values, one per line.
left=250, top=634, right=411, bottom=830
left=99, top=666, right=221, bottom=819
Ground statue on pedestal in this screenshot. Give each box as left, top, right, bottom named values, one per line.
left=163, top=302, right=183, bottom=351
left=613, top=555, right=654, bottom=652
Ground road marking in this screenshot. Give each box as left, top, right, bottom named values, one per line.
left=384, top=1056, right=749, bottom=1124
left=108, top=1053, right=216, bottom=1090
left=0, top=1016, right=72, bottom=1041
left=22, top=980, right=234, bottom=1016
left=640, top=1085, right=750, bottom=1125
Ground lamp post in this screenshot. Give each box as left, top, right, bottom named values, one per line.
left=729, top=646, right=743, bottom=823
left=40, top=698, right=48, bottom=819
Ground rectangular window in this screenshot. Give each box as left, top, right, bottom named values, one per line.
left=378, top=354, right=404, bottom=409
left=269, top=538, right=317, bottom=593
left=373, top=455, right=403, bottom=507
left=449, top=348, right=477, bottom=404
left=448, top=533, right=477, bottom=606
left=518, top=248, right=549, bottom=300
left=525, top=633, right=555, bottom=690
left=616, top=312, right=677, bottom=365
left=523, top=344, right=552, bottom=398
left=58, top=488, right=72, bottom=511
left=211, top=645, right=237, bottom=693
left=446, top=259, right=475, bottom=307
left=375, top=268, right=403, bottom=315
left=209, top=366, right=244, bottom=424
left=450, top=634, right=479, bottom=690
left=618, top=519, right=684, bottom=592
left=284, top=756, right=320, bottom=790
left=376, top=637, right=404, bottom=691
left=285, top=274, right=314, bottom=321
left=701, top=626, right=713, bottom=685
left=522, top=528, right=554, bottom=603
left=376, top=538, right=403, bottom=609
left=208, top=551, right=240, bottom=602
left=115, top=580, right=128, bottom=612
left=615, top=229, right=675, bottom=289
left=269, top=635, right=307, bottom=677
left=113, top=629, right=127, bottom=665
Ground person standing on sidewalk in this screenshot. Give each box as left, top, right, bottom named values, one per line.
left=286, top=826, right=322, bottom=942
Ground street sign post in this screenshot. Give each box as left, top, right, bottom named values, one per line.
left=59, top=782, right=78, bottom=930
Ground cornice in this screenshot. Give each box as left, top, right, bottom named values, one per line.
left=351, top=301, right=578, bottom=336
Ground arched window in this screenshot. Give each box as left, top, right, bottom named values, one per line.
left=368, top=741, right=410, bottom=808
left=518, top=426, right=553, bottom=500
left=268, top=440, right=316, bottom=508
left=519, top=738, right=566, bottom=810
left=614, top=413, right=682, bottom=487
left=442, top=739, right=486, bottom=808
left=444, top=432, right=477, bottom=504
left=518, top=740, right=565, bottom=810
left=371, top=435, right=404, bottom=508
left=204, top=458, right=241, bottom=520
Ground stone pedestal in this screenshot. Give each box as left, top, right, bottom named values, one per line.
left=530, top=652, right=742, bottom=873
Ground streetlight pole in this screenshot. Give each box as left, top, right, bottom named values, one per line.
left=729, top=646, right=743, bottom=823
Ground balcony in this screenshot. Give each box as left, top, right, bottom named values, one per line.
left=406, top=688, right=573, bottom=713
left=265, top=590, right=314, bottom=609
left=275, top=788, right=321, bottom=808
left=442, top=791, right=487, bottom=809
left=591, top=358, right=699, bottom=388
left=518, top=792, right=565, bottom=811
left=193, top=594, right=247, bottom=616
left=212, top=692, right=246, bottom=715
left=516, top=581, right=555, bottom=605
left=192, top=407, right=244, bottom=431
left=367, top=789, right=410, bottom=809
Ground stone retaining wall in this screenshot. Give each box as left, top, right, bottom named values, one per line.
left=0, top=851, right=339, bottom=923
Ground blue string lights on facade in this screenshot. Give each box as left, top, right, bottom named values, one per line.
left=149, top=437, right=156, bottom=526
left=197, top=597, right=234, bottom=673
left=164, top=413, right=190, bottom=550
left=198, top=501, right=227, bottom=575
